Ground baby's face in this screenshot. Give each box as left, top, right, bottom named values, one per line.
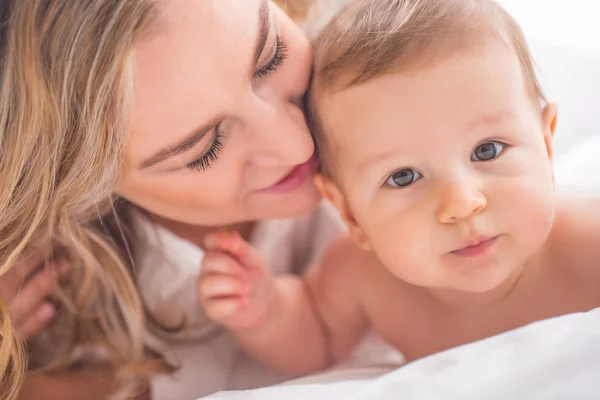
left=318, top=40, right=557, bottom=293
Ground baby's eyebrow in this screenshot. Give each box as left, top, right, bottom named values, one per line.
left=357, top=148, right=407, bottom=171
left=356, top=110, right=514, bottom=170
left=464, top=110, right=514, bottom=130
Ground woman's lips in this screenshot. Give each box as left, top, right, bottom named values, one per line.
left=261, top=154, right=318, bottom=194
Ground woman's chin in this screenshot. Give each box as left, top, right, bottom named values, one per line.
left=147, top=182, right=323, bottom=228
left=251, top=183, right=323, bottom=220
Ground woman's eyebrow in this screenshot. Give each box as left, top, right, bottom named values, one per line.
left=139, top=117, right=221, bottom=169
left=252, top=0, right=271, bottom=70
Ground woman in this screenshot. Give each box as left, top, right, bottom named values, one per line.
left=0, top=0, right=359, bottom=398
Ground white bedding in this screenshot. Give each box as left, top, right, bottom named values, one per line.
left=205, top=308, right=600, bottom=399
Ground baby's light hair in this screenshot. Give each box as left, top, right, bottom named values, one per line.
left=308, top=0, right=546, bottom=176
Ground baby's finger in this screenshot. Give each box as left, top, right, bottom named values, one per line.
left=198, top=274, right=250, bottom=300
left=204, top=297, right=245, bottom=322
left=0, top=244, right=52, bottom=296
left=204, top=231, right=264, bottom=271
left=201, top=252, right=247, bottom=277
left=8, top=265, right=59, bottom=323
left=17, top=302, right=56, bottom=340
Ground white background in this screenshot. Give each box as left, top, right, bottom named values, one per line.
left=497, top=0, right=600, bottom=160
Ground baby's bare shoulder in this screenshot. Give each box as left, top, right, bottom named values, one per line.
left=549, top=195, right=600, bottom=274
left=307, top=234, right=381, bottom=315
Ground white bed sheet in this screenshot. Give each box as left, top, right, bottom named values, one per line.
left=205, top=308, right=600, bottom=400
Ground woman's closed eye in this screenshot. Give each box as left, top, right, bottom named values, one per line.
left=186, top=127, right=225, bottom=172
left=254, top=36, right=288, bottom=79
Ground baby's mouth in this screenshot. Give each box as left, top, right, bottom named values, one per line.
left=451, top=235, right=499, bottom=257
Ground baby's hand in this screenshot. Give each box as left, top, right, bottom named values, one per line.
left=198, top=231, right=275, bottom=331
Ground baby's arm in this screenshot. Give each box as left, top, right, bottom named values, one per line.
left=198, top=232, right=369, bottom=375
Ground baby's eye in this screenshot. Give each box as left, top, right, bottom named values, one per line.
left=385, top=168, right=422, bottom=188
left=471, top=141, right=506, bottom=162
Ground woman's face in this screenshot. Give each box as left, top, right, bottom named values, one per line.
left=118, top=0, right=320, bottom=226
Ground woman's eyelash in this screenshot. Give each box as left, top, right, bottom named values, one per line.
left=254, top=36, right=288, bottom=78
left=186, top=129, right=224, bottom=172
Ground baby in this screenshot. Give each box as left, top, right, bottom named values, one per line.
left=198, top=0, right=600, bottom=374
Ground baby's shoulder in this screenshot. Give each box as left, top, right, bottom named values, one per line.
left=548, top=195, right=600, bottom=274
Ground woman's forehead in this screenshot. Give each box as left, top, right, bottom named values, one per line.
left=145, top=0, right=261, bottom=54
left=127, top=0, right=264, bottom=167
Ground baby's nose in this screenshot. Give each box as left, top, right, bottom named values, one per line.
left=436, top=182, right=487, bottom=224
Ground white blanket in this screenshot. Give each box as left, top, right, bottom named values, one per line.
left=204, top=308, right=600, bottom=399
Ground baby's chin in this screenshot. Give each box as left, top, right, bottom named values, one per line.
left=391, top=264, right=521, bottom=298
left=442, top=268, right=521, bottom=296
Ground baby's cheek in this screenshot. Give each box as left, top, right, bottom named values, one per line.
left=497, top=174, right=555, bottom=255
left=370, top=228, right=426, bottom=280
left=354, top=196, right=433, bottom=278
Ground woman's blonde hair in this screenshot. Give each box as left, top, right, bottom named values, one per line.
left=0, top=1, right=317, bottom=397
left=0, top=1, right=174, bottom=398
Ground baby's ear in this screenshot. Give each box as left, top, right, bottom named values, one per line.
left=314, top=174, right=372, bottom=250
left=541, top=103, right=558, bottom=159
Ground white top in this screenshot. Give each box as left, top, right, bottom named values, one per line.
left=133, top=202, right=389, bottom=400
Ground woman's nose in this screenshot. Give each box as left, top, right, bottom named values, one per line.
left=436, top=179, right=487, bottom=224
left=246, top=99, right=314, bottom=167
